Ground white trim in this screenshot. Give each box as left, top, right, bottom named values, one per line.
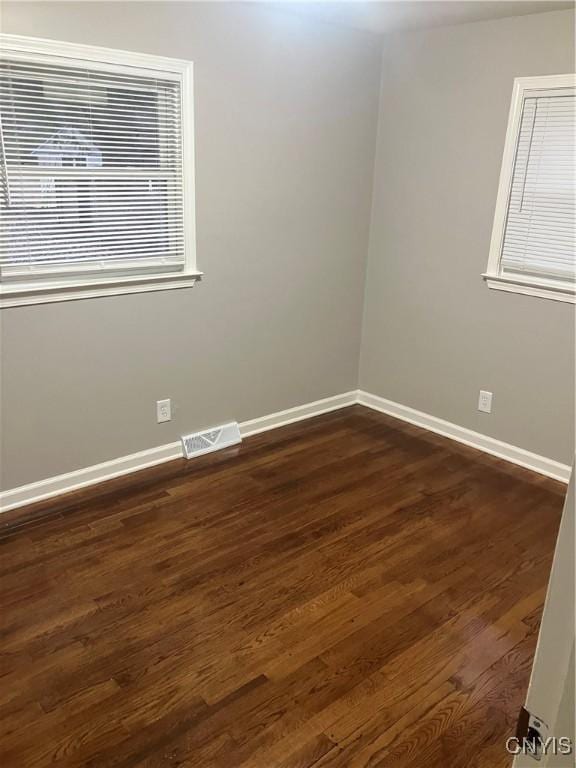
left=0, top=441, right=183, bottom=513
left=513, top=468, right=575, bottom=768
left=0, top=34, right=198, bottom=308
left=1, top=389, right=568, bottom=513
left=357, top=390, right=571, bottom=484
left=483, top=275, right=575, bottom=304
left=0, top=270, right=203, bottom=308
left=239, top=391, right=357, bottom=437
left=485, top=73, right=575, bottom=302
left=0, top=391, right=357, bottom=512
left=0, top=33, right=193, bottom=78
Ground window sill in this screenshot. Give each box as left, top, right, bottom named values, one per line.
left=0, top=270, right=203, bottom=308
left=483, top=274, right=575, bottom=304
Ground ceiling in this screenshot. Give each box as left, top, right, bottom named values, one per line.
left=275, top=1, right=574, bottom=36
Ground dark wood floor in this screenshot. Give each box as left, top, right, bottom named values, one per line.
left=0, top=405, right=566, bottom=768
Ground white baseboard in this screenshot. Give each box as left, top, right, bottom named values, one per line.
left=0, top=441, right=184, bottom=514
left=0, top=391, right=357, bottom=513
left=357, top=390, right=571, bottom=484
left=240, top=391, right=357, bottom=437
left=1, top=388, right=568, bottom=514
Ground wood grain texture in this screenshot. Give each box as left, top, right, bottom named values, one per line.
left=0, top=405, right=565, bottom=767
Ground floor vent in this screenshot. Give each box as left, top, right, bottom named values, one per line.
left=181, top=422, right=241, bottom=459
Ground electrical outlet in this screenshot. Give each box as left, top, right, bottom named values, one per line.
left=156, top=399, right=171, bottom=423
left=478, top=390, right=493, bottom=414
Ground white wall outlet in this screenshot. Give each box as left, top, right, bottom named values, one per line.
left=478, top=390, right=493, bottom=414
left=156, top=399, right=171, bottom=423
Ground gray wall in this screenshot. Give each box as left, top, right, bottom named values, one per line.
left=1, top=4, right=574, bottom=492
left=0, top=2, right=381, bottom=489
left=359, top=9, right=575, bottom=464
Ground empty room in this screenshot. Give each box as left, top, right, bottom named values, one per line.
left=0, top=1, right=574, bottom=766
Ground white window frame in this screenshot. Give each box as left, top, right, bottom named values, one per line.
left=483, top=74, right=575, bottom=304
left=0, top=34, right=201, bottom=308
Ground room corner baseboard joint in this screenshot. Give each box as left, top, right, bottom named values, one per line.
left=0, top=388, right=569, bottom=513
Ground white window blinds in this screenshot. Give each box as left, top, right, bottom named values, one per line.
left=0, top=55, right=186, bottom=276
left=500, top=89, right=575, bottom=285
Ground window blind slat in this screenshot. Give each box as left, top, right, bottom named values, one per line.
left=500, top=92, right=575, bottom=283
left=0, top=54, right=185, bottom=271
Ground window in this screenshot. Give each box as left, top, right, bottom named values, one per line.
left=0, top=35, right=199, bottom=307
left=485, top=74, right=575, bottom=303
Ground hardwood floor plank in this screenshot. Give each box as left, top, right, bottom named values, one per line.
left=0, top=406, right=564, bottom=767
